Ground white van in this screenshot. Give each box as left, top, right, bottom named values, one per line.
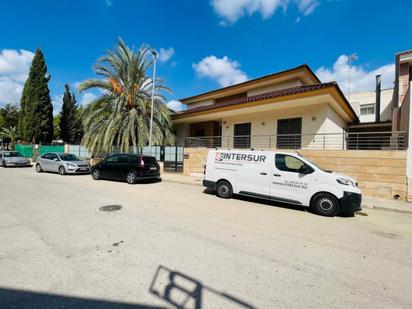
left=203, top=150, right=361, bottom=216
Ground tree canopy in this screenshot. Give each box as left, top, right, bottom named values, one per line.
left=79, top=38, right=175, bottom=153
left=19, top=48, right=53, bottom=143
left=0, top=103, right=19, bottom=130
left=60, top=84, right=83, bottom=143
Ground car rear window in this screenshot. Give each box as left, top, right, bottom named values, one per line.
left=143, top=157, right=157, bottom=165
left=129, top=155, right=140, bottom=164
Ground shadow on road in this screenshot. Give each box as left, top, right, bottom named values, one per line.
left=203, top=188, right=355, bottom=218
left=203, top=188, right=305, bottom=213
left=149, top=265, right=256, bottom=309
left=0, top=287, right=166, bottom=309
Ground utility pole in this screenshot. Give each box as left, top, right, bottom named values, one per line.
left=148, top=50, right=157, bottom=155
left=347, top=53, right=358, bottom=101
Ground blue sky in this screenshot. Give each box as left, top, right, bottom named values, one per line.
left=0, top=0, right=411, bottom=112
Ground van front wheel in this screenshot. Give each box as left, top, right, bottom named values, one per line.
left=216, top=180, right=233, bottom=199
left=311, top=193, right=340, bottom=217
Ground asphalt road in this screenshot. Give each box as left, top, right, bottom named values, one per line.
left=1, top=166, right=412, bottom=309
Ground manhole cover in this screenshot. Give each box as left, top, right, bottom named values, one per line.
left=99, top=205, right=122, bottom=212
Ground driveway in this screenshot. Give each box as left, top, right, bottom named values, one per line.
left=0, top=167, right=412, bottom=308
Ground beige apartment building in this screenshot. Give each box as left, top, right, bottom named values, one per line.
left=349, top=88, right=393, bottom=123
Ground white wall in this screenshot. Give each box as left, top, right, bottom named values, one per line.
left=174, top=123, right=189, bottom=146
left=247, top=79, right=303, bottom=97
left=218, top=103, right=346, bottom=149
left=187, top=99, right=215, bottom=110
left=349, top=88, right=393, bottom=123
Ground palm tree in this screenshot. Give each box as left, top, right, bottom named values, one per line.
left=79, top=38, right=175, bottom=154
left=1, top=126, right=18, bottom=149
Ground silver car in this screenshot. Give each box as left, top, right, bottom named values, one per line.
left=1, top=151, right=31, bottom=167
left=35, top=152, right=90, bottom=175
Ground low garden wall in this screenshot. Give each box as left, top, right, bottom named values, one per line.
left=183, top=148, right=408, bottom=201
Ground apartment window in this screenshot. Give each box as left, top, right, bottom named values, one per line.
left=233, top=123, right=251, bottom=149
left=277, top=118, right=302, bottom=149
left=360, top=103, right=375, bottom=116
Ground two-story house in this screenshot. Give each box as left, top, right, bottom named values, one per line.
left=172, top=65, right=358, bottom=149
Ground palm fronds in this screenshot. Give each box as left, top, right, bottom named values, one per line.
left=79, top=38, right=175, bottom=154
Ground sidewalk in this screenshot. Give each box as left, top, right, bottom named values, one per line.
left=362, top=196, right=412, bottom=215
left=161, top=172, right=203, bottom=186
left=161, top=173, right=412, bottom=215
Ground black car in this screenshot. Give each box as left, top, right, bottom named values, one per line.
left=91, top=154, right=161, bottom=184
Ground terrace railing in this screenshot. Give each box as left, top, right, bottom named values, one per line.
left=185, top=131, right=406, bottom=150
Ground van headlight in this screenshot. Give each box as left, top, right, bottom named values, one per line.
left=337, top=178, right=356, bottom=187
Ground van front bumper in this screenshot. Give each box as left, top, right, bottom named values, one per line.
left=203, top=180, right=216, bottom=189
left=339, top=191, right=362, bottom=213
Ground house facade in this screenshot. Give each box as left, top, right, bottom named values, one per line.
left=173, top=65, right=358, bottom=150
left=349, top=88, right=393, bottom=123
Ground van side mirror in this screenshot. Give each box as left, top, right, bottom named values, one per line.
left=298, top=164, right=313, bottom=174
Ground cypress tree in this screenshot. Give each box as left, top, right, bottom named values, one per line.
left=59, top=84, right=83, bottom=144
left=72, top=106, right=84, bottom=144
left=19, top=48, right=53, bottom=143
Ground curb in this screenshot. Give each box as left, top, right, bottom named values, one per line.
left=162, top=178, right=202, bottom=187
left=361, top=203, right=412, bottom=215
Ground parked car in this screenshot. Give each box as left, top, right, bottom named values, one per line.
left=35, top=152, right=90, bottom=175
left=91, top=153, right=161, bottom=184
left=0, top=151, right=31, bottom=167
left=203, top=149, right=362, bottom=217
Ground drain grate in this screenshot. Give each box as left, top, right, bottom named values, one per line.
left=99, top=205, right=122, bottom=212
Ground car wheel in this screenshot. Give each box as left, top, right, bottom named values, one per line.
left=311, top=193, right=340, bottom=217
left=35, top=163, right=43, bottom=173
left=126, top=171, right=137, bottom=184
left=216, top=180, right=233, bottom=199
left=92, top=169, right=101, bottom=180
left=59, top=166, right=66, bottom=175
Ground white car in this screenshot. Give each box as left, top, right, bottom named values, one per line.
left=35, top=152, right=90, bottom=175
left=0, top=151, right=31, bottom=167
left=203, top=149, right=361, bottom=216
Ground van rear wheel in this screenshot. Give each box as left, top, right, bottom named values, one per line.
left=311, top=193, right=340, bottom=217
left=216, top=180, right=233, bottom=199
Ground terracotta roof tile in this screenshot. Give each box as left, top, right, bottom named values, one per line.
left=174, top=82, right=340, bottom=117
left=180, top=64, right=321, bottom=102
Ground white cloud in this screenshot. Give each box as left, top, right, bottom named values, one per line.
left=0, top=49, right=34, bottom=106
left=72, top=81, right=82, bottom=89
left=52, top=94, right=64, bottom=115
left=193, top=55, right=248, bottom=87
left=316, top=55, right=395, bottom=96
left=211, top=0, right=320, bottom=24
left=158, top=47, right=175, bottom=63
left=166, top=100, right=185, bottom=112
left=296, top=0, right=319, bottom=16
left=79, top=92, right=98, bottom=106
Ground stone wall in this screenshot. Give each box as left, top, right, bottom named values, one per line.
left=183, top=148, right=407, bottom=201
left=299, top=150, right=407, bottom=200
